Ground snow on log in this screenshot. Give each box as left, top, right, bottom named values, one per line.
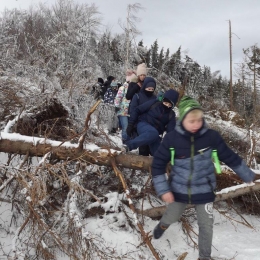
left=0, top=132, right=152, bottom=171
left=138, top=181, right=260, bottom=218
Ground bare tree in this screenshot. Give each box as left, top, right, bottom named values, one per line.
left=118, top=3, right=144, bottom=69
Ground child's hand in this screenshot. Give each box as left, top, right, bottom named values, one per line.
left=161, top=192, right=174, bottom=203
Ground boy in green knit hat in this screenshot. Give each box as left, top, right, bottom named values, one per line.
left=151, top=96, right=255, bottom=260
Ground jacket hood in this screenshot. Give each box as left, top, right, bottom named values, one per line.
left=163, top=89, right=179, bottom=106
left=141, top=77, right=156, bottom=92
left=107, top=76, right=115, bottom=82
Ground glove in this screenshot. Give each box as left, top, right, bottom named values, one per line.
left=115, top=107, right=120, bottom=113
left=126, top=123, right=134, bottom=136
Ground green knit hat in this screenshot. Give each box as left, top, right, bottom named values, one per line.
left=178, top=96, right=202, bottom=121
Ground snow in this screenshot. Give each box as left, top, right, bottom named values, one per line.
left=69, top=192, right=260, bottom=260
left=0, top=132, right=119, bottom=154
left=1, top=109, right=260, bottom=259
left=1, top=146, right=260, bottom=260
left=2, top=191, right=259, bottom=260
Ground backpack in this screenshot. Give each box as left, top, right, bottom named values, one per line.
left=149, top=101, right=174, bottom=121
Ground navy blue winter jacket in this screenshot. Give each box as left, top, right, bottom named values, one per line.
left=152, top=121, right=255, bottom=204
left=126, top=82, right=141, bottom=101
left=129, top=89, right=179, bottom=135
left=128, top=77, right=157, bottom=114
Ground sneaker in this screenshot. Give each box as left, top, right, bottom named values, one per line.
left=153, top=223, right=169, bottom=239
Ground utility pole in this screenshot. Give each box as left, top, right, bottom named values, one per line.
left=229, top=20, right=233, bottom=110
left=241, top=63, right=245, bottom=113
left=253, top=45, right=257, bottom=113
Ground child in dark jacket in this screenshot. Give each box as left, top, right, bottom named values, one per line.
left=101, top=76, right=115, bottom=100
left=104, top=81, right=119, bottom=133
left=126, top=63, right=147, bottom=101
left=124, top=89, right=179, bottom=155
left=151, top=96, right=255, bottom=260
left=128, top=76, right=157, bottom=156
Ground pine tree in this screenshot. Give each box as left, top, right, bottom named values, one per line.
left=158, top=47, right=164, bottom=71
left=150, top=39, right=159, bottom=69
left=241, top=45, right=260, bottom=123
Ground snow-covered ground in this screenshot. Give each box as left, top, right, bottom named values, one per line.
left=1, top=119, right=260, bottom=259
left=1, top=192, right=260, bottom=260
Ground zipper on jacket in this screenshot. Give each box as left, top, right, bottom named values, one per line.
left=188, top=135, right=194, bottom=203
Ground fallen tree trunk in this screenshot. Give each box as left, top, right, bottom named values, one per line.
left=1, top=132, right=260, bottom=219
left=138, top=182, right=260, bottom=218
left=0, top=132, right=152, bottom=171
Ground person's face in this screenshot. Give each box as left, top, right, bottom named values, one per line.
left=139, top=74, right=146, bottom=81
left=162, top=101, right=172, bottom=108
left=145, top=87, right=154, bottom=92
left=182, top=111, right=203, bottom=133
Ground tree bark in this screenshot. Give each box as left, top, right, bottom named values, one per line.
left=1, top=132, right=259, bottom=219
left=138, top=182, right=260, bottom=218
left=0, top=132, right=152, bottom=171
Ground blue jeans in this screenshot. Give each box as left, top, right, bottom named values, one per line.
left=118, top=116, right=130, bottom=143
left=126, top=121, right=161, bottom=155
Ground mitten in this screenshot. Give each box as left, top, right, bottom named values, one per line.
left=126, top=123, right=134, bottom=136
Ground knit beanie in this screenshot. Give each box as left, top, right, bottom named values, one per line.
left=136, top=63, right=147, bottom=76
left=178, top=96, right=202, bottom=122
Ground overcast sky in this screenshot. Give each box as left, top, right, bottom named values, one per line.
left=1, top=0, right=260, bottom=79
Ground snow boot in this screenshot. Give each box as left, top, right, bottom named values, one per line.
left=153, top=223, right=169, bottom=239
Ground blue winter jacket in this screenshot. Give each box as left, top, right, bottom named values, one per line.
left=129, top=89, right=179, bottom=135
left=152, top=121, right=255, bottom=204
left=128, top=77, right=157, bottom=114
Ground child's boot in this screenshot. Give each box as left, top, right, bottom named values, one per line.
left=153, top=222, right=169, bottom=239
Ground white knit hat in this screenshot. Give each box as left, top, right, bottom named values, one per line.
left=136, top=63, right=147, bottom=76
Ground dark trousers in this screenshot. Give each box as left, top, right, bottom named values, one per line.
left=138, top=145, right=151, bottom=156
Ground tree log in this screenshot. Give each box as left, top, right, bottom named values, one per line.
left=0, top=132, right=152, bottom=171
left=138, top=182, right=260, bottom=218
left=1, top=132, right=260, bottom=219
